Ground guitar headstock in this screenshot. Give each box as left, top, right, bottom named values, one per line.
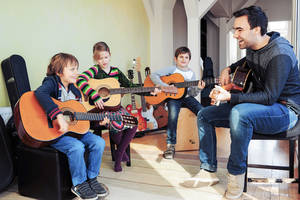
left=122, top=115, right=138, bottom=128
left=128, top=69, right=134, bottom=81
left=145, top=67, right=150, bottom=76
left=136, top=57, right=141, bottom=72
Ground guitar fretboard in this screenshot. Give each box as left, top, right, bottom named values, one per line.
left=173, top=77, right=218, bottom=88
left=74, top=112, right=122, bottom=121
left=108, top=87, right=156, bottom=95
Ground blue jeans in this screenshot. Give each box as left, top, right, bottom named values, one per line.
left=166, top=96, right=203, bottom=144
left=197, top=103, right=298, bottom=175
left=51, top=132, right=105, bottom=186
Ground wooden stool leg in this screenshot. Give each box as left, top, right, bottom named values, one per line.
left=289, top=140, right=295, bottom=178
left=126, top=144, right=131, bottom=167
left=109, top=133, right=116, bottom=161
left=244, top=156, right=248, bottom=192
left=298, top=137, right=300, bottom=194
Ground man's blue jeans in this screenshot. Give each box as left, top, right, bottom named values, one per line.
left=166, top=96, right=203, bottom=144
left=51, top=132, right=105, bottom=186
left=197, top=103, right=298, bottom=175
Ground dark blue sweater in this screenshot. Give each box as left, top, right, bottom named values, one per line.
left=229, top=32, right=300, bottom=110
left=34, top=75, right=81, bottom=120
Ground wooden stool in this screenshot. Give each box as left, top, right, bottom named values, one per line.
left=175, top=108, right=199, bottom=151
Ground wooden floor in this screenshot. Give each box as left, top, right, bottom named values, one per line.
left=127, top=128, right=300, bottom=200
left=0, top=128, right=299, bottom=200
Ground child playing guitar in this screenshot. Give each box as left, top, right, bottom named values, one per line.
left=34, top=53, right=108, bottom=200
left=76, top=41, right=160, bottom=172
left=150, top=46, right=205, bottom=159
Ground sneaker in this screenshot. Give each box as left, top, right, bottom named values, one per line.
left=88, top=177, right=109, bottom=197
left=225, top=173, right=245, bottom=199
left=182, top=169, right=219, bottom=188
left=71, top=181, right=97, bottom=200
left=163, top=144, right=175, bottom=159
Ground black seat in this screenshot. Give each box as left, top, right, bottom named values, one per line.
left=1, top=55, right=75, bottom=199
left=244, top=116, right=300, bottom=193
left=17, top=144, right=74, bottom=199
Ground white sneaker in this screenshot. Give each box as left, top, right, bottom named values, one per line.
left=182, top=169, right=219, bottom=188
left=163, top=144, right=175, bottom=159
left=225, top=173, right=245, bottom=199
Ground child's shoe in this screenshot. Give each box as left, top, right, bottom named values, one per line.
left=71, top=181, right=97, bottom=200
left=163, top=144, right=175, bottom=159
left=88, top=177, right=109, bottom=197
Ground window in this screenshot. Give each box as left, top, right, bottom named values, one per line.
left=268, top=21, right=291, bottom=43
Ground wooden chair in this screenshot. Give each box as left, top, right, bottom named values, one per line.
left=244, top=117, right=300, bottom=193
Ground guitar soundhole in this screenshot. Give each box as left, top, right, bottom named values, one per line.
left=98, top=87, right=110, bottom=98
left=62, top=110, right=77, bottom=125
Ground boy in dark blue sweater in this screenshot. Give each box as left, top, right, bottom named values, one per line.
left=35, top=53, right=109, bottom=200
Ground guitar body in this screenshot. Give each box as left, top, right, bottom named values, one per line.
left=81, top=78, right=122, bottom=111
left=125, top=104, right=147, bottom=132
left=144, top=73, right=186, bottom=105
left=231, top=65, right=253, bottom=93
left=153, top=104, right=168, bottom=128
left=14, top=91, right=90, bottom=148
left=141, top=105, right=158, bottom=129
left=223, top=64, right=253, bottom=93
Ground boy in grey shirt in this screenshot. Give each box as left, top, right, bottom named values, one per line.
left=150, top=47, right=205, bottom=159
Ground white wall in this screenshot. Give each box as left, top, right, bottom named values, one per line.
left=0, top=0, right=150, bottom=107
left=255, top=0, right=292, bottom=21
left=173, top=0, right=188, bottom=54
left=206, top=18, right=220, bottom=76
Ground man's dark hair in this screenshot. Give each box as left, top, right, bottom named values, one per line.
left=233, top=6, right=268, bottom=36
left=174, top=46, right=191, bottom=59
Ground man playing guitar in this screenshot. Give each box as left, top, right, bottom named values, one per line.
left=182, top=6, right=300, bottom=200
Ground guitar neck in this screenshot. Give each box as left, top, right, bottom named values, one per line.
left=74, top=112, right=122, bottom=121
left=137, top=71, right=147, bottom=112
left=109, top=86, right=155, bottom=95
left=173, top=77, right=217, bottom=88
left=130, top=93, right=137, bottom=110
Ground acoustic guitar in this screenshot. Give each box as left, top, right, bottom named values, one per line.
left=135, top=59, right=158, bottom=130
left=144, top=74, right=217, bottom=105
left=14, top=91, right=138, bottom=148
left=143, top=66, right=168, bottom=129
left=226, top=62, right=253, bottom=93
left=125, top=61, right=147, bottom=132
left=214, top=62, right=253, bottom=106
left=81, top=77, right=177, bottom=111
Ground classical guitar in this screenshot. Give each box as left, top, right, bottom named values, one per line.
left=153, top=103, right=168, bottom=128
left=144, top=73, right=218, bottom=105
left=14, top=91, right=138, bottom=148
left=81, top=77, right=177, bottom=111
left=136, top=59, right=158, bottom=130
left=125, top=62, right=147, bottom=132
left=143, top=66, right=168, bottom=128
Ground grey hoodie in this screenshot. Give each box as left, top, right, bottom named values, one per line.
left=229, top=32, right=300, bottom=110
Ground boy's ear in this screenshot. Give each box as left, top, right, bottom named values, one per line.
left=174, top=56, right=177, bottom=62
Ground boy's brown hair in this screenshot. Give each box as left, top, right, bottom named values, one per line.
left=93, top=41, right=111, bottom=61
left=46, top=53, right=79, bottom=76
left=174, top=46, right=191, bottom=60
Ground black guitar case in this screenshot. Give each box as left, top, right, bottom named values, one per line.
left=0, top=115, right=14, bottom=192
left=1, top=55, right=31, bottom=111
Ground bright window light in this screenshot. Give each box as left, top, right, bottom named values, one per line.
left=268, top=21, right=291, bottom=42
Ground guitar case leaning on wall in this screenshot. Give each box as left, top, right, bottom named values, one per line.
left=0, top=115, right=14, bottom=192
left=1, top=55, right=31, bottom=111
